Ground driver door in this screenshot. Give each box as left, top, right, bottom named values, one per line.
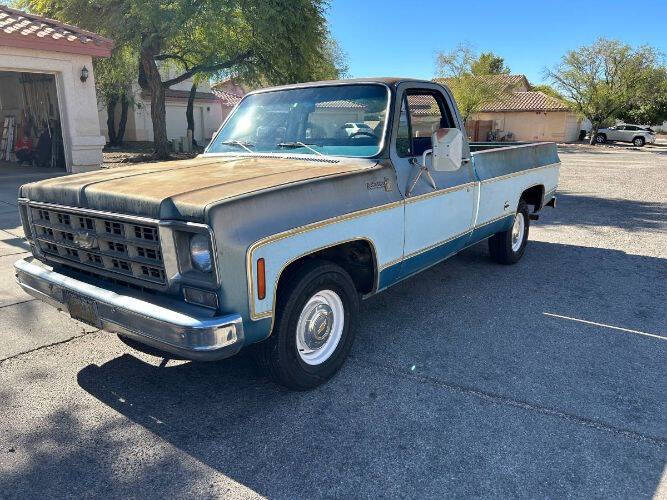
left=390, top=84, right=477, bottom=279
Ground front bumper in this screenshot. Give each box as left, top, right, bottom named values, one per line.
left=14, top=257, right=244, bottom=361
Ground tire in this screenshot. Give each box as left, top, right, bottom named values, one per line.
left=633, top=136, right=645, bottom=147
left=488, top=200, right=530, bottom=265
left=253, top=259, right=359, bottom=390
left=595, top=133, right=607, bottom=144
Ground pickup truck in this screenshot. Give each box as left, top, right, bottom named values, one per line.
left=15, top=78, right=559, bottom=389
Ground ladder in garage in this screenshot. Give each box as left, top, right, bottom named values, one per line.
left=0, top=116, right=16, bottom=162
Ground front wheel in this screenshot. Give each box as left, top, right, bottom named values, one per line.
left=633, top=137, right=645, bottom=147
left=253, top=260, right=359, bottom=390
left=595, top=133, right=607, bottom=144
left=489, top=200, right=530, bottom=264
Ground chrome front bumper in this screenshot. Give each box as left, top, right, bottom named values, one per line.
left=14, top=258, right=244, bottom=361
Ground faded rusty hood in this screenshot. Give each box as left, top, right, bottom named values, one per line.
left=20, top=155, right=377, bottom=221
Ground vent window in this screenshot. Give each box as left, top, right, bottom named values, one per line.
left=56, top=213, right=71, bottom=226
left=134, top=225, right=158, bottom=241
left=107, top=241, right=126, bottom=253
left=104, top=221, right=123, bottom=235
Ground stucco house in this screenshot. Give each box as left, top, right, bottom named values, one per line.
left=435, top=74, right=581, bottom=142
left=99, top=65, right=227, bottom=146
left=211, top=78, right=246, bottom=123
left=0, top=6, right=112, bottom=173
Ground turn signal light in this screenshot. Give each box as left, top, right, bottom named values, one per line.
left=257, top=258, right=266, bottom=300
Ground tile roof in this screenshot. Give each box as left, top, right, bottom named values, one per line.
left=435, top=74, right=530, bottom=92
left=211, top=78, right=246, bottom=107
left=316, top=99, right=364, bottom=109
left=212, top=87, right=243, bottom=107
left=0, top=5, right=113, bottom=57
left=478, top=91, right=571, bottom=112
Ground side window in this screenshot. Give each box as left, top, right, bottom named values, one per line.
left=396, top=97, right=412, bottom=157
left=407, top=93, right=453, bottom=157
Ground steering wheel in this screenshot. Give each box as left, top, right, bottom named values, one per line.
left=350, top=131, right=377, bottom=139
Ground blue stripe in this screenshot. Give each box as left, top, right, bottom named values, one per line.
left=378, top=214, right=513, bottom=290
left=468, top=215, right=513, bottom=244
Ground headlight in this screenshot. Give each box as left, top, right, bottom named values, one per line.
left=189, top=233, right=212, bottom=272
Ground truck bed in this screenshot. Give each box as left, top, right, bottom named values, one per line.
left=469, top=141, right=559, bottom=182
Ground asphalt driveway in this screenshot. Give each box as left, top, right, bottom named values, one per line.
left=0, top=148, right=665, bottom=498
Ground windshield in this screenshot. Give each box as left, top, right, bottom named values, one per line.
left=207, top=84, right=389, bottom=158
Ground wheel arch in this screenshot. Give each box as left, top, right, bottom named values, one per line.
left=520, top=184, right=545, bottom=212
left=247, top=237, right=379, bottom=326
left=277, top=238, right=379, bottom=297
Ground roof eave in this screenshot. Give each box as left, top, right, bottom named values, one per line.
left=0, top=32, right=113, bottom=57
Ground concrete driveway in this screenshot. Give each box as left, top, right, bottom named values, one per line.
left=0, top=149, right=665, bottom=498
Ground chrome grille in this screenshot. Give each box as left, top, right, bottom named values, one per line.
left=29, top=204, right=167, bottom=287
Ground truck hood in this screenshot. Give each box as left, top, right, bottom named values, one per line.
left=21, top=155, right=376, bottom=221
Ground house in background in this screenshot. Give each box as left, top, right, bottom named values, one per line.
left=0, top=6, right=111, bottom=173
left=211, top=78, right=246, bottom=123
left=435, top=74, right=581, bottom=143
left=100, top=66, right=228, bottom=146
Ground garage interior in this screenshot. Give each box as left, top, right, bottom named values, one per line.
left=0, top=71, right=65, bottom=171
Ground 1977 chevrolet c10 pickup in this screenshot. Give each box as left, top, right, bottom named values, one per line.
left=15, top=78, right=559, bottom=389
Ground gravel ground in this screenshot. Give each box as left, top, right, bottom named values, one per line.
left=0, top=145, right=665, bottom=499
left=102, top=142, right=203, bottom=168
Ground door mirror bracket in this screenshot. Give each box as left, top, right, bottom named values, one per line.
left=406, top=128, right=464, bottom=196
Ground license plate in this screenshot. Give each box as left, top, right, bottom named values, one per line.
left=64, top=291, right=100, bottom=327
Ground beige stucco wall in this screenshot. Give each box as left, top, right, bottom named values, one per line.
left=0, top=46, right=105, bottom=172
left=472, top=111, right=581, bottom=142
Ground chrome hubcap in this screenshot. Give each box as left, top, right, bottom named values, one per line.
left=296, top=290, right=344, bottom=365
left=511, top=212, right=525, bottom=252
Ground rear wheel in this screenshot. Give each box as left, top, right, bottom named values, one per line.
left=633, top=136, right=645, bottom=147
left=253, top=260, right=359, bottom=390
left=489, top=200, right=530, bottom=264
left=595, top=133, right=607, bottom=144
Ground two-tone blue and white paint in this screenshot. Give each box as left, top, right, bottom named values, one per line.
left=246, top=142, right=559, bottom=334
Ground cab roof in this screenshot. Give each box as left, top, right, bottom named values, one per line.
left=251, top=77, right=446, bottom=94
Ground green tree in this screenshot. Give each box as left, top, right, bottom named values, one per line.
left=617, top=66, right=667, bottom=125
left=94, top=45, right=137, bottom=146
left=435, top=44, right=514, bottom=122
left=22, top=0, right=337, bottom=159
left=546, top=38, right=662, bottom=144
left=531, top=84, right=566, bottom=101
left=471, top=52, right=510, bottom=76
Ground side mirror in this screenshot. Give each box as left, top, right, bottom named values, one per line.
left=430, top=128, right=463, bottom=171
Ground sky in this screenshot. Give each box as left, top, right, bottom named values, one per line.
left=326, top=0, right=667, bottom=84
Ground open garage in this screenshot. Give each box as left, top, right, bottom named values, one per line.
left=0, top=5, right=112, bottom=173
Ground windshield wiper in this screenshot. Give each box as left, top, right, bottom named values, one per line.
left=276, top=141, right=324, bottom=156
left=220, top=140, right=254, bottom=153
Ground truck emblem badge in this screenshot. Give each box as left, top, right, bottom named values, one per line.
left=367, top=177, right=393, bottom=192
left=73, top=231, right=98, bottom=250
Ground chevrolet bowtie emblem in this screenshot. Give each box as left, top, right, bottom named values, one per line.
left=73, top=231, right=98, bottom=250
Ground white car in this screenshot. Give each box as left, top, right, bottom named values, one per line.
left=595, top=124, right=656, bottom=147
left=342, top=122, right=375, bottom=137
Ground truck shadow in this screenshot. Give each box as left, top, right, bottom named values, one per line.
left=63, top=240, right=667, bottom=498
left=538, top=191, right=666, bottom=231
